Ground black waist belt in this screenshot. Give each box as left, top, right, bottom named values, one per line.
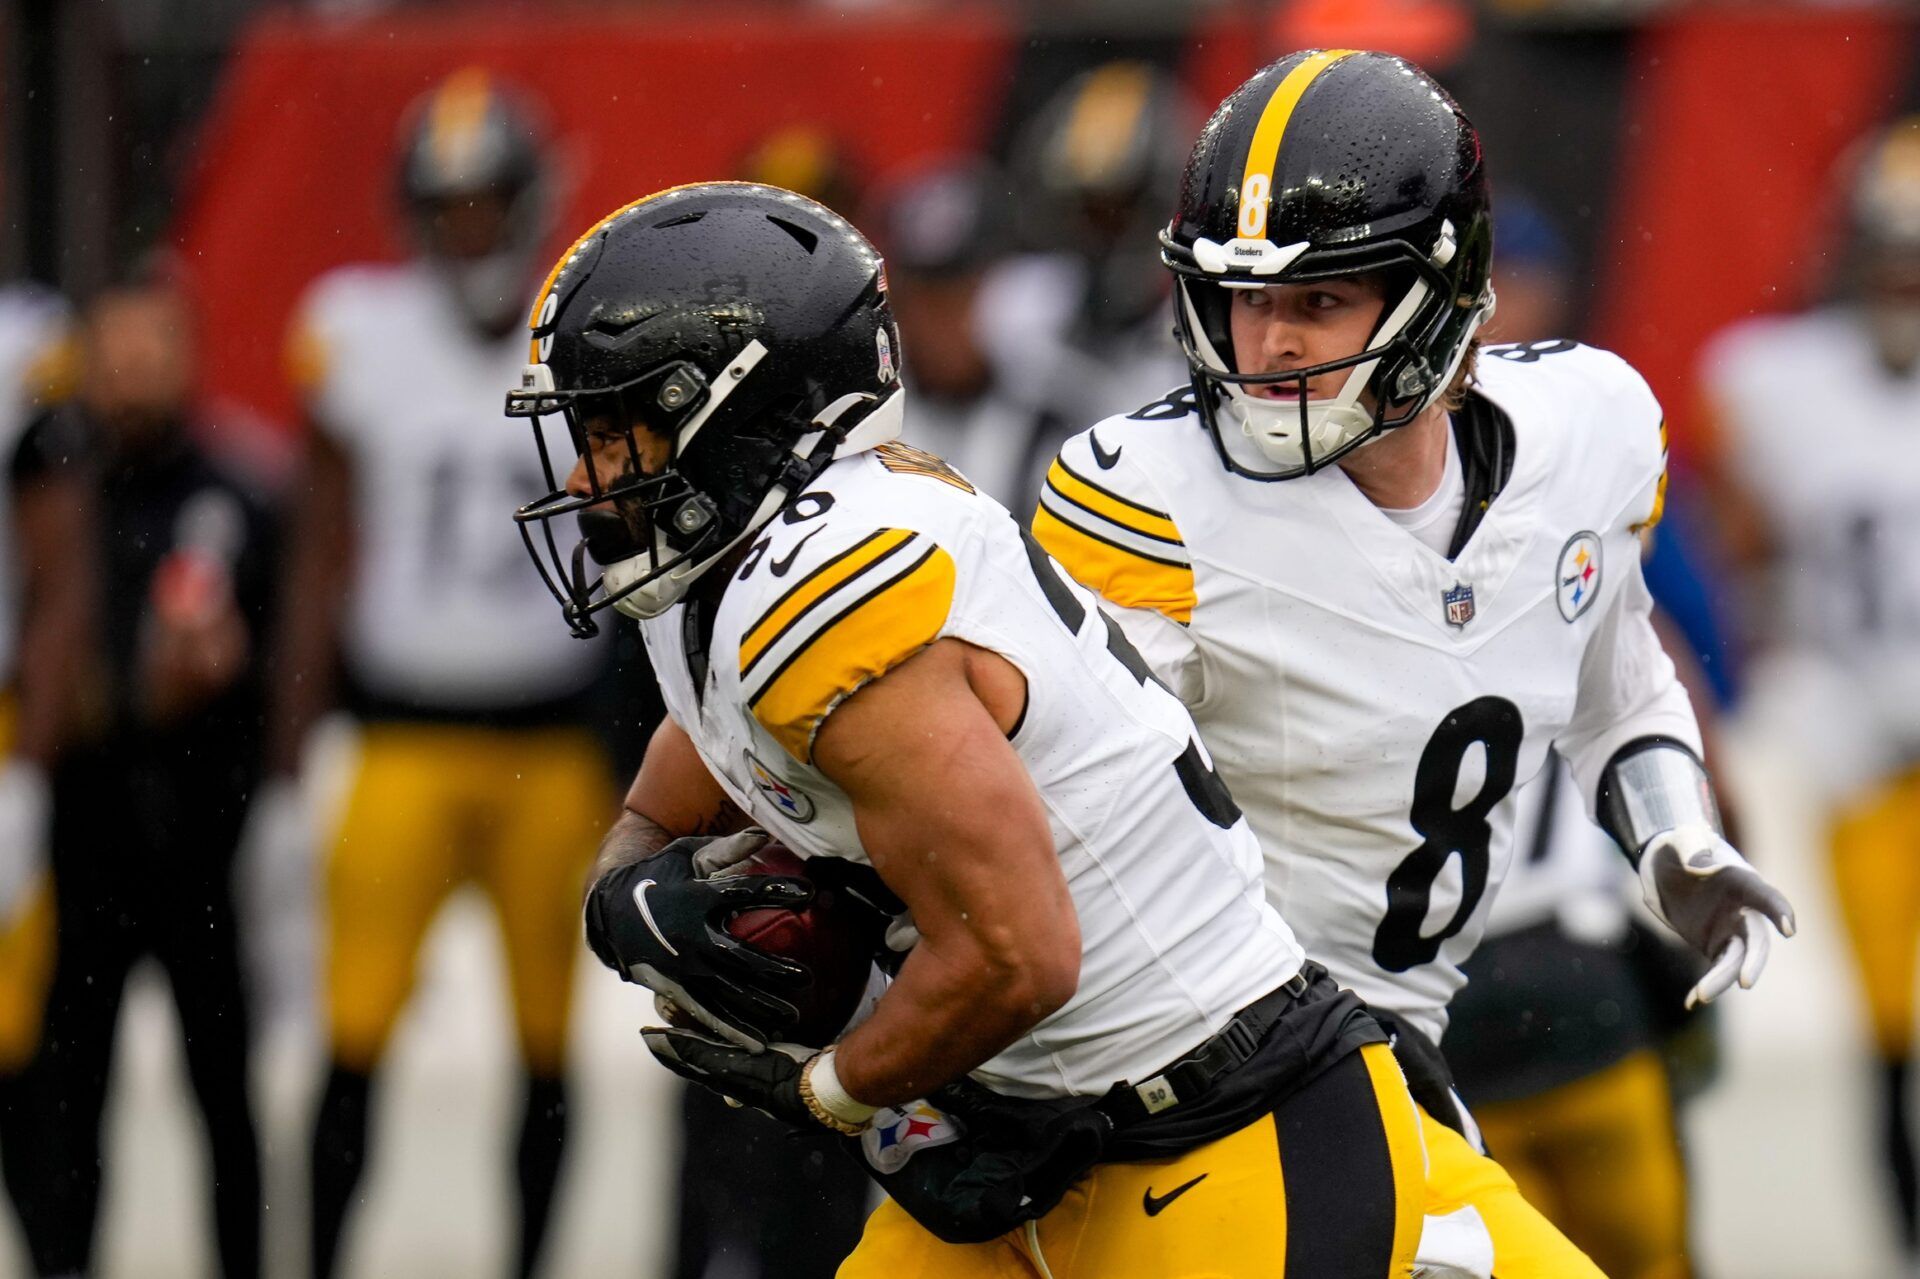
left=1097, top=966, right=1314, bottom=1129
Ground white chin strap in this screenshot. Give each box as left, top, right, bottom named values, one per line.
left=1186, top=280, right=1431, bottom=474
left=605, top=387, right=907, bottom=621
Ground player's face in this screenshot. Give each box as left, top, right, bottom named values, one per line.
left=1228, top=274, right=1389, bottom=402
left=564, top=412, right=669, bottom=502
left=419, top=190, right=516, bottom=262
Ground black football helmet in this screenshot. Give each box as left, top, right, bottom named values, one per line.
left=397, top=68, right=552, bottom=335
left=508, top=182, right=904, bottom=636
left=1839, top=116, right=1920, bottom=370
left=1160, top=49, right=1494, bottom=480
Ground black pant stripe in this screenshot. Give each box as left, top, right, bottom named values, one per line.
left=1276, top=1051, right=1399, bottom=1277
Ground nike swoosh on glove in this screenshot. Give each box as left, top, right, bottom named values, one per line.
left=584, top=832, right=814, bottom=1048
left=1638, top=821, right=1796, bottom=1008
left=642, top=1027, right=820, bottom=1129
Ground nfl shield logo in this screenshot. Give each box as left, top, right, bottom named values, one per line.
left=1443, top=582, right=1475, bottom=628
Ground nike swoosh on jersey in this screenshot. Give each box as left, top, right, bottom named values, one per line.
left=632, top=880, right=681, bottom=957
left=1089, top=430, right=1123, bottom=470
left=1142, top=1173, right=1207, bottom=1216
left=770, top=528, right=824, bottom=578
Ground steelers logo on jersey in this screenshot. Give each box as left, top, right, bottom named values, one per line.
left=746, top=750, right=816, bottom=823
left=1557, top=531, right=1603, bottom=621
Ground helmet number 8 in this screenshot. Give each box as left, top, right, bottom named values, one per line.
left=1372, top=697, right=1523, bottom=973
left=1238, top=174, right=1270, bottom=240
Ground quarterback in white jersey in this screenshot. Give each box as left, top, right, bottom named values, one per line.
left=1041, top=340, right=1689, bottom=1046
left=1039, top=49, right=1795, bottom=1279
left=516, top=183, right=1438, bottom=1278
left=1701, top=115, right=1920, bottom=1259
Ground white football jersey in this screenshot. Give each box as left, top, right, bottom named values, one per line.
left=641, top=440, right=1304, bottom=1100
left=1035, top=342, right=1700, bottom=1043
left=0, top=285, right=72, bottom=685
left=289, top=263, right=600, bottom=707
left=1483, top=753, right=1632, bottom=942
left=1704, top=308, right=1920, bottom=767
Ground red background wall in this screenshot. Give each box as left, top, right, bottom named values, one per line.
left=174, top=3, right=1914, bottom=466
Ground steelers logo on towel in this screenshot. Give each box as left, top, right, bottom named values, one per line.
left=1556, top=531, right=1603, bottom=622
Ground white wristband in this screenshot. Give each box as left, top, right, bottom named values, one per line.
left=808, top=1049, right=879, bottom=1126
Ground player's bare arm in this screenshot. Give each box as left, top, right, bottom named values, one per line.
left=809, top=636, right=1078, bottom=1106
left=592, top=716, right=751, bottom=892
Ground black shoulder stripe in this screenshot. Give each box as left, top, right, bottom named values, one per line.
left=745, top=542, right=941, bottom=710
left=1053, top=452, right=1173, bottom=522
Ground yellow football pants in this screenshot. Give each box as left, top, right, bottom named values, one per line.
left=0, top=699, right=52, bottom=1071
left=1832, top=766, right=1920, bottom=1057
left=1472, top=1050, right=1689, bottom=1279
left=840, top=1042, right=1426, bottom=1278
left=325, top=723, right=611, bottom=1076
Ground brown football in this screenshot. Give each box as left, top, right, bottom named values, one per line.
left=722, top=840, right=876, bottom=1048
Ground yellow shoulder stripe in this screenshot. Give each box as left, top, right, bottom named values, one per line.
left=1033, top=504, right=1195, bottom=625
left=1633, top=418, right=1669, bottom=535
left=749, top=543, right=956, bottom=763
left=1044, top=458, right=1182, bottom=544
left=740, top=527, right=915, bottom=676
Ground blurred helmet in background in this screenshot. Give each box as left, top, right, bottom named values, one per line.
left=735, top=125, right=864, bottom=221
left=1010, top=60, right=1194, bottom=336
left=397, top=68, right=552, bottom=336
left=1160, top=49, right=1494, bottom=480
left=508, top=183, right=903, bottom=632
left=1841, top=116, right=1920, bottom=372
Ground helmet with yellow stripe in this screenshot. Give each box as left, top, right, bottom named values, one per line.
left=1160, top=49, right=1494, bottom=479
left=507, top=182, right=904, bottom=635
left=397, top=68, right=552, bottom=335
left=1841, top=116, right=1920, bottom=371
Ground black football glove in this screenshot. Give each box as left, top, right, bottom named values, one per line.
left=641, top=1027, right=821, bottom=1130
left=584, top=833, right=814, bottom=1047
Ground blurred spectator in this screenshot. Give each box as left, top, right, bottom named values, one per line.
left=0, top=282, right=91, bottom=1276
left=29, top=271, right=268, bottom=1279
left=1697, top=114, right=1920, bottom=1262
left=871, top=161, right=1036, bottom=504
left=981, top=59, right=1192, bottom=509
left=251, top=69, right=613, bottom=1279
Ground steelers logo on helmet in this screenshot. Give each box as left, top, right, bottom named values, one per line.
left=505, top=183, right=906, bottom=636
left=1159, top=50, right=1495, bottom=481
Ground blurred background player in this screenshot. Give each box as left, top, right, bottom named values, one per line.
left=257, top=70, right=613, bottom=1279
left=1698, top=115, right=1920, bottom=1262
left=981, top=59, right=1193, bottom=510
left=0, top=280, right=89, bottom=1271
left=28, top=270, right=269, bottom=1279
left=867, top=161, right=1033, bottom=506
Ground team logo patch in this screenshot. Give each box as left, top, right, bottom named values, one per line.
left=1556, top=532, right=1603, bottom=622
left=746, top=750, right=816, bottom=823
left=1442, top=582, right=1476, bottom=629
left=861, top=1100, right=962, bottom=1175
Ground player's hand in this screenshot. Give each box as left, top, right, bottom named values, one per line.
left=0, top=760, right=49, bottom=924
left=1637, top=822, right=1796, bottom=1008
left=583, top=831, right=814, bottom=1048
left=641, top=1027, right=824, bottom=1129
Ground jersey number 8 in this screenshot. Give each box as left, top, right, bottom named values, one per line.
left=1372, top=697, right=1524, bottom=973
